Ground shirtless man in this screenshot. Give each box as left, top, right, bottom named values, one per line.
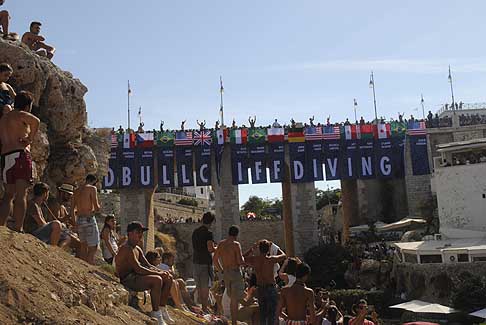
left=0, top=91, right=39, bottom=232
left=115, top=222, right=174, bottom=325
left=21, top=21, right=55, bottom=60
left=276, top=263, right=316, bottom=325
left=70, top=174, right=101, bottom=264
left=213, top=225, right=245, bottom=325
left=245, top=240, right=286, bottom=325
left=0, top=1, right=10, bottom=39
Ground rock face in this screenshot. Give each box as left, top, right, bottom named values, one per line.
left=0, top=38, right=109, bottom=188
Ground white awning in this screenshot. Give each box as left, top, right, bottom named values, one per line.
left=390, top=300, right=457, bottom=314
left=470, top=308, right=486, bottom=319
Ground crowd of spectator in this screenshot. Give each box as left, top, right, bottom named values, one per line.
left=458, top=113, right=486, bottom=126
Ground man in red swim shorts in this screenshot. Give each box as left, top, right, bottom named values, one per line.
left=0, top=91, right=39, bottom=231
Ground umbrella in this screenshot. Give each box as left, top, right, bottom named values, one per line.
left=413, top=303, right=458, bottom=314
left=402, top=323, right=440, bottom=325
left=390, top=300, right=457, bottom=314
left=390, top=300, right=430, bottom=311
left=470, top=308, right=486, bottom=319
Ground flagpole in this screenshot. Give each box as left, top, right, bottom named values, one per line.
left=420, top=94, right=425, bottom=119
left=353, top=99, right=358, bottom=123
left=448, top=65, right=456, bottom=110
left=220, top=76, right=224, bottom=127
left=127, top=80, right=131, bottom=131
left=369, top=71, right=378, bottom=123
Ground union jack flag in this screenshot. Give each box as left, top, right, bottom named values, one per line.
left=193, top=130, right=212, bottom=146
left=175, top=131, right=193, bottom=146
left=323, top=126, right=341, bottom=140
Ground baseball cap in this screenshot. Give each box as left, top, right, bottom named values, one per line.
left=127, top=221, right=149, bottom=233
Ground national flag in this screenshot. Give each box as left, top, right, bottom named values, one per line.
left=376, top=123, right=391, bottom=139
left=123, top=133, right=136, bottom=149
left=305, top=126, right=324, bottom=141
left=267, top=127, right=285, bottom=143
left=110, top=134, right=118, bottom=149
left=194, top=130, right=212, bottom=146
left=288, top=127, right=305, bottom=143
left=323, top=126, right=341, bottom=140
left=175, top=131, right=193, bottom=146
left=128, top=80, right=132, bottom=95
left=248, top=128, right=266, bottom=144
left=135, top=132, right=154, bottom=147
left=156, top=131, right=175, bottom=147
left=359, top=124, right=375, bottom=139
left=407, top=121, right=427, bottom=136
left=116, top=133, right=124, bottom=145
left=220, top=76, right=224, bottom=94
left=230, top=128, right=248, bottom=144
left=390, top=121, right=407, bottom=137
left=342, top=125, right=357, bottom=140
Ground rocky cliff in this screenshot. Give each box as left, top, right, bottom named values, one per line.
left=0, top=37, right=109, bottom=189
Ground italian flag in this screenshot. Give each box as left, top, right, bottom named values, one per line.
left=230, top=129, right=248, bottom=144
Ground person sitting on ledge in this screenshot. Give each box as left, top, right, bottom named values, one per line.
left=24, top=182, right=71, bottom=246
left=115, top=222, right=175, bottom=325
left=0, top=91, right=39, bottom=232
left=21, top=21, right=55, bottom=60
left=0, top=63, right=15, bottom=116
left=0, top=1, right=16, bottom=40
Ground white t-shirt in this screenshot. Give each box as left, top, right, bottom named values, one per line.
left=322, top=319, right=331, bottom=325
left=158, top=263, right=171, bottom=271
left=283, top=274, right=296, bottom=288
left=270, top=243, right=281, bottom=277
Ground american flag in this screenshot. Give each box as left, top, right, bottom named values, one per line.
left=305, top=126, right=324, bottom=141
left=175, top=131, right=193, bottom=146
left=110, top=134, right=118, bottom=149
left=323, top=126, right=341, bottom=140
left=407, top=121, right=427, bottom=136
left=193, top=130, right=212, bottom=146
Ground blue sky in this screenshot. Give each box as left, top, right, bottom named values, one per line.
left=8, top=1, right=486, bottom=204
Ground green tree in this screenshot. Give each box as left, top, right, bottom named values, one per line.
left=451, top=272, right=486, bottom=312
left=315, top=188, right=341, bottom=210
left=241, top=196, right=282, bottom=220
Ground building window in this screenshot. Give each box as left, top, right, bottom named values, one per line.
left=472, top=256, right=486, bottom=262
left=201, top=188, right=204, bottom=195
left=404, top=253, right=418, bottom=264
left=419, top=254, right=443, bottom=264
left=457, top=254, right=469, bottom=262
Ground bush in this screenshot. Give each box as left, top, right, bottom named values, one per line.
left=304, top=243, right=352, bottom=289
left=450, top=272, right=486, bottom=312
left=177, top=197, right=198, bottom=207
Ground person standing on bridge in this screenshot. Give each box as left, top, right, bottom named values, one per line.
left=191, top=211, right=217, bottom=313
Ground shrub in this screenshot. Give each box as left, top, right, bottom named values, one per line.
left=304, top=243, right=352, bottom=289
left=329, top=289, right=386, bottom=314
left=450, top=272, right=486, bottom=312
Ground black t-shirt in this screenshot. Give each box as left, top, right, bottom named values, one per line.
left=192, top=225, right=213, bottom=265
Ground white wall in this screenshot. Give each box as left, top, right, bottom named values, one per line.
left=434, top=163, right=486, bottom=238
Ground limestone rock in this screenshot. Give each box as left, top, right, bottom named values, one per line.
left=30, top=122, right=49, bottom=180
left=0, top=38, right=110, bottom=187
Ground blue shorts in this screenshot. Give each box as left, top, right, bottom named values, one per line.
left=193, top=263, right=213, bottom=289
left=77, top=215, right=100, bottom=247
left=33, top=222, right=70, bottom=244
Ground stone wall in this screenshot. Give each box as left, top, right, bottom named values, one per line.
left=158, top=220, right=285, bottom=278
left=392, top=261, right=486, bottom=305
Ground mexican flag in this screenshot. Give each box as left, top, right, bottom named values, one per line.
left=230, top=128, right=248, bottom=144
left=342, top=125, right=357, bottom=140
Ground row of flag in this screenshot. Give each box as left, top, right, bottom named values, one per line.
left=111, top=122, right=426, bottom=149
